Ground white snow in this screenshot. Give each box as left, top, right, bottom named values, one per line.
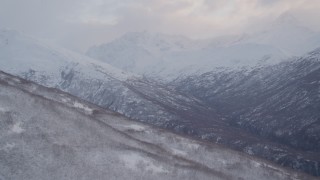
left=0, top=29, right=138, bottom=86
left=170, top=148, right=187, bottom=156
left=185, top=143, right=200, bottom=150
left=253, top=162, right=262, bottom=168
left=122, top=124, right=146, bottom=132
left=119, top=153, right=168, bottom=173
left=11, top=122, right=24, bottom=134
left=73, top=101, right=93, bottom=114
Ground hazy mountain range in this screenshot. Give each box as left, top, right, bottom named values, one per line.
left=87, top=14, right=320, bottom=80
left=1, top=13, right=320, bottom=178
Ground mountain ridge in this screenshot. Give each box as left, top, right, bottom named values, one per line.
left=86, top=14, right=320, bottom=80
left=3, top=70, right=312, bottom=180
left=1, top=28, right=320, bottom=176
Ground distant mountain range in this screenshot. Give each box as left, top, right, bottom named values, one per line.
left=86, top=13, right=320, bottom=80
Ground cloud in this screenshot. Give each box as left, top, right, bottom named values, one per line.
left=0, top=0, right=319, bottom=52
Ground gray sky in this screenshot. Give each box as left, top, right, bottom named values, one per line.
left=1, top=0, right=320, bottom=52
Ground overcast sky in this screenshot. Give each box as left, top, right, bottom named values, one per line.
left=1, top=0, right=320, bottom=52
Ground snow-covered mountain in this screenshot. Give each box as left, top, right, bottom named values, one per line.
left=2, top=71, right=311, bottom=180
left=86, top=31, right=203, bottom=78
left=0, top=29, right=215, bottom=131
left=86, top=14, right=320, bottom=80
left=87, top=32, right=286, bottom=79
left=171, top=48, right=320, bottom=176
left=1, top=28, right=320, bottom=177
left=0, top=29, right=239, bottom=154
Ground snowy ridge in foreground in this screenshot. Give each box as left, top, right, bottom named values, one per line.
left=0, top=71, right=312, bottom=180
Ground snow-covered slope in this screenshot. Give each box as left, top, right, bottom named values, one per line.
left=0, top=29, right=217, bottom=131
left=0, top=29, right=132, bottom=83
left=1, top=29, right=251, bottom=158
left=86, top=14, right=320, bottom=80
left=2, top=71, right=311, bottom=180
left=171, top=48, right=320, bottom=176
